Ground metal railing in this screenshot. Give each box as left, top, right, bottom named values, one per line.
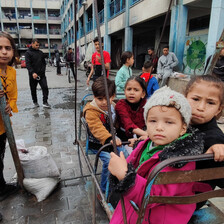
left=87, top=19, right=93, bottom=33
left=131, top=0, right=141, bottom=5
left=109, top=0, right=125, bottom=18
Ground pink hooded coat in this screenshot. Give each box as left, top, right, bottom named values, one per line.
left=110, top=139, right=208, bottom=224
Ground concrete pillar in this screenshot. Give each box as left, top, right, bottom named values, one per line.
left=14, top=0, right=21, bottom=48
left=83, top=4, right=87, bottom=51
left=30, top=0, right=35, bottom=38
left=45, top=0, right=51, bottom=58
left=169, top=0, right=188, bottom=70
left=206, top=0, right=224, bottom=58
left=92, top=1, right=96, bottom=40
left=0, top=1, right=4, bottom=31
left=124, top=0, right=133, bottom=51
left=104, top=0, right=111, bottom=54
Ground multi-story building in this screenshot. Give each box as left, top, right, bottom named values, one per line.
left=0, top=0, right=62, bottom=57
left=61, top=0, right=224, bottom=74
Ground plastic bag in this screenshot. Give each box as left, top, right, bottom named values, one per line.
left=16, top=140, right=60, bottom=178
left=23, top=177, right=59, bottom=202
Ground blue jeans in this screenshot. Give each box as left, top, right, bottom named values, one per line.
left=89, top=146, right=128, bottom=193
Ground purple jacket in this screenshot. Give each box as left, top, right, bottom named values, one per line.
left=110, top=138, right=210, bottom=224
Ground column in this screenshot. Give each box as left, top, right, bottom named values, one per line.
left=104, top=0, right=111, bottom=54
left=169, top=0, right=188, bottom=70
left=14, top=0, right=21, bottom=48
left=206, top=0, right=224, bottom=58
left=30, top=0, right=35, bottom=38
left=124, top=0, right=133, bottom=51
left=45, top=0, right=51, bottom=58
left=0, top=1, right=4, bottom=31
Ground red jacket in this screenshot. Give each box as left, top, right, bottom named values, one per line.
left=115, top=98, right=146, bottom=138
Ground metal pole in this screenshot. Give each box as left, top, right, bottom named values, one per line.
left=0, top=74, right=24, bottom=188
left=93, top=0, right=117, bottom=155
left=74, top=0, right=78, bottom=144
left=93, top=1, right=127, bottom=223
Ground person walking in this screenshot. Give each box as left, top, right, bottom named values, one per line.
left=25, top=39, right=51, bottom=108
left=157, top=46, right=178, bottom=87
left=64, top=47, right=75, bottom=80
left=55, top=49, right=62, bottom=76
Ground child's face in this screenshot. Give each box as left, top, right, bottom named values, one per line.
left=186, top=80, right=222, bottom=125
left=125, top=80, right=145, bottom=104
left=126, top=56, right=134, bottom=67
left=94, top=95, right=115, bottom=111
left=0, top=37, right=14, bottom=66
left=146, top=106, right=187, bottom=146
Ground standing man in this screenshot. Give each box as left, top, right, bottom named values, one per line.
left=144, top=47, right=158, bottom=73
left=157, top=46, right=178, bottom=87
left=25, top=39, right=51, bottom=108
left=86, top=37, right=111, bottom=86
left=64, top=47, right=75, bottom=80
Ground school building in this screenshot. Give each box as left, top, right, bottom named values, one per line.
left=0, top=0, right=61, bottom=57
left=61, top=0, right=224, bottom=74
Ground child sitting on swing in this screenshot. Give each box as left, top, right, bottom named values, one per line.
left=109, top=86, right=204, bottom=224
left=83, top=76, right=128, bottom=193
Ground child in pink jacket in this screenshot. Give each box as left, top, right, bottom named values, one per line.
left=108, top=86, right=205, bottom=224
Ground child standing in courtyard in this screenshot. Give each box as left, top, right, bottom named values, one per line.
left=115, top=51, right=134, bottom=95
left=0, top=31, right=19, bottom=221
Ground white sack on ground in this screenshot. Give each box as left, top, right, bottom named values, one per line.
left=23, top=177, right=59, bottom=202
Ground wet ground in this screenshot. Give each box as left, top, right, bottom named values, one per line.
left=1, top=67, right=109, bottom=224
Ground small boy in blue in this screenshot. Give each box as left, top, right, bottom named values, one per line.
left=140, top=61, right=159, bottom=98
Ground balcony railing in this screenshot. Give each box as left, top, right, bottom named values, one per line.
left=87, top=19, right=93, bottom=33
left=34, top=29, right=47, bottom=34
left=4, top=28, right=18, bottom=34
left=109, top=0, right=125, bottom=18
left=131, top=0, right=141, bottom=5
left=49, top=29, right=61, bottom=35
left=33, top=15, right=46, bottom=20
left=99, top=9, right=104, bottom=24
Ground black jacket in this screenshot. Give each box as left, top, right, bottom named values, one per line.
left=25, top=46, right=46, bottom=77
left=192, top=118, right=224, bottom=188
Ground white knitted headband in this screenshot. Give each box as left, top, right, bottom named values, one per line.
left=144, top=86, right=192, bottom=125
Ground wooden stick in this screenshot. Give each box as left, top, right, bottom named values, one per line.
left=0, top=76, right=24, bottom=188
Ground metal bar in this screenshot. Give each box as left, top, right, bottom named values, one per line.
left=74, top=0, right=78, bottom=144
left=0, top=76, right=24, bottom=188
left=93, top=0, right=118, bottom=155
left=136, top=154, right=215, bottom=224
left=153, top=167, right=224, bottom=185
left=77, top=139, right=113, bottom=220
left=155, top=0, right=173, bottom=57
left=148, top=189, right=224, bottom=204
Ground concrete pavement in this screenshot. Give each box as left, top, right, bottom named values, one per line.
left=1, top=66, right=109, bottom=224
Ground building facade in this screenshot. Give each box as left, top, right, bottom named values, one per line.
left=61, top=0, right=224, bottom=74
left=0, top=0, right=62, bottom=57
